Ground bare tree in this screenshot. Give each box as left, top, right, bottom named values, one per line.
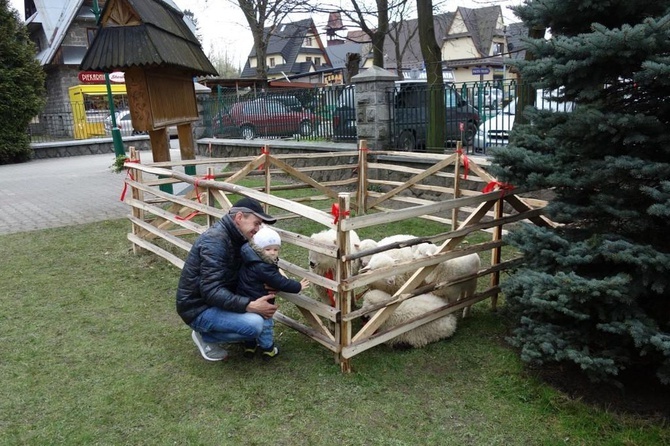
left=416, top=0, right=445, bottom=152
left=386, top=0, right=417, bottom=78
left=233, top=0, right=311, bottom=79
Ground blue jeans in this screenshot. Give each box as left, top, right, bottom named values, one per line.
left=190, top=307, right=275, bottom=350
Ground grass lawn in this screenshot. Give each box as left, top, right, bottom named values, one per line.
left=1, top=218, right=668, bottom=445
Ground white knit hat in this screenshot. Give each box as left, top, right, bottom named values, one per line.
left=253, top=226, right=281, bottom=248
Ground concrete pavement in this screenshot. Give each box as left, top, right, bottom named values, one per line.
left=0, top=148, right=188, bottom=236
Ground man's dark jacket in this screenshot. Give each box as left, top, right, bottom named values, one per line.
left=176, top=215, right=252, bottom=325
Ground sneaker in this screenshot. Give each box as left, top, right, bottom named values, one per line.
left=191, top=330, right=228, bottom=362
left=243, top=341, right=257, bottom=359
left=260, top=345, right=279, bottom=361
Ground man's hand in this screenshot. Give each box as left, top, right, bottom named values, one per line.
left=246, top=294, right=278, bottom=319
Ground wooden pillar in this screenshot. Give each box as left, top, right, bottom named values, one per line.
left=177, top=123, right=196, bottom=176
left=452, top=141, right=462, bottom=230
left=149, top=128, right=172, bottom=193
left=336, top=193, right=353, bottom=373
left=356, top=139, right=368, bottom=215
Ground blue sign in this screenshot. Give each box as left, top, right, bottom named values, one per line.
left=472, top=67, right=491, bottom=75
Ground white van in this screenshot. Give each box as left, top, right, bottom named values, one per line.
left=473, top=89, right=574, bottom=151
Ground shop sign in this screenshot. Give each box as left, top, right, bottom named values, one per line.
left=78, top=71, right=125, bottom=84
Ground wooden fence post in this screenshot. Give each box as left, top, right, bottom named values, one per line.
left=452, top=141, right=462, bottom=229
left=357, top=139, right=368, bottom=215
left=336, top=193, right=353, bottom=373
left=128, top=146, right=144, bottom=254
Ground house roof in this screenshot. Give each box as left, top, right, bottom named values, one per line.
left=506, top=22, right=528, bottom=60
left=445, top=6, right=503, bottom=57
left=325, top=42, right=365, bottom=69
left=382, top=13, right=453, bottom=71
left=80, top=0, right=217, bottom=76
left=241, top=18, right=330, bottom=78
left=26, top=0, right=84, bottom=66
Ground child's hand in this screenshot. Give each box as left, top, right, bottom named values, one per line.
left=300, top=278, right=310, bottom=291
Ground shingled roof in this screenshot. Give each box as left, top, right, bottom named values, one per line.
left=241, top=18, right=329, bottom=78
left=80, top=0, right=217, bottom=76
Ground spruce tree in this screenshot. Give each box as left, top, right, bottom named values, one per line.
left=0, top=0, right=45, bottom=164
left=489, top=0, right=670, bottom=385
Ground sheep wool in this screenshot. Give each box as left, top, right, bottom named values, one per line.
left=360, top=289, right=458, bottom=348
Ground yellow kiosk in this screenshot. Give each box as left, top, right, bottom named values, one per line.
left=68, top=84, right=128, bottom=139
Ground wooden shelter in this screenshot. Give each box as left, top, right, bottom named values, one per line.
left=80, top=0, right=218, bottom=164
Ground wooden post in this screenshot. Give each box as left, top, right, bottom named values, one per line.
left=490, top=197, right=504, bottom=310
left=357, top=139, right=368, bottom=215
left=205, top=167, right=216, bottom=228
left=177, top=123, right=196, bottom=176
left=128, top=146, right=144, bottom=254
left=149, top=127, right=173, bottom=194
left=452, top=141, right=462, bottom=230
left=336, top=193, right=353, bottom=373
left=263, top=145, right=271, bottom=211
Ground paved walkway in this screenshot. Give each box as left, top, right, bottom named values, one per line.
left=0, top=148, right=187, bottom=236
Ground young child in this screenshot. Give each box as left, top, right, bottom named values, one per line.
left=238, top=226, right=309, bottom=359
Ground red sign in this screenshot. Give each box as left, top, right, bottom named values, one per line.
left=78, top=71, right=125, bottom=84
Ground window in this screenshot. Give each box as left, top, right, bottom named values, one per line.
left=306, top=57, right=312, bottom=62
left=269, top=57, right=275, bottom=67
left=315, top=57, right=321, bottom=66
left=304, top=37, right=312, bottom=46
left=493, top=42, right=504, bottom=55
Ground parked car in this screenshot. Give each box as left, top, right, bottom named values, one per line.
left=473, top=89, right=575, bottom=151
left=473, top=100, right=517, bottom=151
left=105, top=110, right=178, bottom=138
left=391, top=80, right=481, bottom=151
left=222, top=99, right=317, bottom=139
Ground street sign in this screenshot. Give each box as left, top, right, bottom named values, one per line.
left=472, top=67, right=491, bottom=75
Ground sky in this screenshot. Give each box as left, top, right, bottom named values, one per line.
left=9, top=0, right=522, bottom=69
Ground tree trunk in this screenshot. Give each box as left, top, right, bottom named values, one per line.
left=416, top=0, right=445, bottom=152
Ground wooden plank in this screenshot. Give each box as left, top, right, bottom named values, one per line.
left=367, top=153, right=458, bottom=209
left=125, top=197, right=208, bottom=234
left=273, top=312, right=340, bottom=352
left=341, top=189, right=505, bottom=231
left=267, top=155, right=341, bottom=200
left=127, top=233, right=185, bottom=269
left=126, top=178, right=226, bottom=219
left=277, top=291, right=339, bottom=321
left=128, top=215, right=192, bottom=252
left=343, top=288, right=499, bottom=359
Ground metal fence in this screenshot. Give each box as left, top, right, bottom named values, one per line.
left=29, top=81, right=573, bottom=152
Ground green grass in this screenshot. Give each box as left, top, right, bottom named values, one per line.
left=1, top=219, right=668, bottom=445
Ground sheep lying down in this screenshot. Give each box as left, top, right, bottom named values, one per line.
left=360, top=289, right=458, bottom=348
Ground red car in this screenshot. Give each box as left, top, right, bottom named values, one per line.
left=224, top=98, right=317, bottom=139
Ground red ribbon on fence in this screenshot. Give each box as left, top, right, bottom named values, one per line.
left=258, top=146, right=269, bottom=170
left=176, top=174, right=216, bottom=221
left=324, top=269, right=336, bottom=307
left=119, top=158, right=139, bottom=201
left=482, top=181, right=515, bottom=196
left=456, top=149, right=470, bottom=180
left=331, top=203, right=350, bottom=224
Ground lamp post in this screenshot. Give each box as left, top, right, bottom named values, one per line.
left=92, top=0, right=125, bottom=158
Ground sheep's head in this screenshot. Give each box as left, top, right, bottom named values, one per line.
left=358, top=238, right=378, bottom=268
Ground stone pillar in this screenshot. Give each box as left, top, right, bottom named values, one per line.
left=351, top=66, right=399, bottom=151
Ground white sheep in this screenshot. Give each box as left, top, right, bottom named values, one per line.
left=360, top=289, right=457, bottom=348
left=363, top=249, right=481, bottom=316
left=358, top=234, right=419, bottom=268
left=308, top=228, right=361, bottom=306
left=426, top=253, right=481, bottom=306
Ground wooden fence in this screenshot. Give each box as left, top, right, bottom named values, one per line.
left=121, top=142, right=554, bottom=371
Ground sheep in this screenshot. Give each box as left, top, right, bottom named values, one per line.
left=358, top=234, right=417, bottom=268
left=359, top=289, right=457, bottom=348
left=425, top=253, right=481, bottom=310
left=362, top=249, right=481, bottom=317
left=307, top=228, right=361, bottom=306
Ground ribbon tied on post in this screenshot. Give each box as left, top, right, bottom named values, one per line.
left=331, top=203, right=350, bottom=224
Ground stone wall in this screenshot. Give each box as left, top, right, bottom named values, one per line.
left=32, top=136, right=151, bottom=160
